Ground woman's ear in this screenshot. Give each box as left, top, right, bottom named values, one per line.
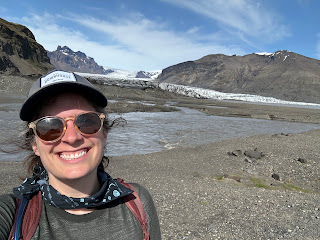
left=31, top=141, right=40, bottom=156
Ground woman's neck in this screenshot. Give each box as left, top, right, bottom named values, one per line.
left=48, top=171, right=101, bottom=198
left=46, top=170, right=102, bottom=215
left=65, top=208, right=95, bottom=215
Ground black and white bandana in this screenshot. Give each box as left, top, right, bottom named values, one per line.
left=13, top=167, right=133, bottom=209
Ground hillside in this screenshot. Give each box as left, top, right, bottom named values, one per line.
left=157, top=51, right=320, bottom=103
left=0, top=18, right=54, bottom=76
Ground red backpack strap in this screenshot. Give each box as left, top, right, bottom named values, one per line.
left=8, top=191, right=42, bottom=240
left=117, top=178, right=150, bottom=240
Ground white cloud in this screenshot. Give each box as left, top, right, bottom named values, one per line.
left=161, top=0, right=290, bottom=42
left=187, top=26, right=201, bottom=34
left=21, top=14, right=87, bottom=51
left=18, top=13, right=246, bottom=70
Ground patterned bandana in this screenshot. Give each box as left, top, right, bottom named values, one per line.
left=13, top=167, right=133, bottom=209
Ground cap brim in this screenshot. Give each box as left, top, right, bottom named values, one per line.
left=20, top=82, right=108, bottom=121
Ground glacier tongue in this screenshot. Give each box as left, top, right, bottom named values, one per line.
left=158, top=83, right=320, bottom=107
left=77, top=72, right=320, bottom=107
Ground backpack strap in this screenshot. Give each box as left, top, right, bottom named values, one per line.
left=117, top=178, right=150, bottom=240
left=8, top=180, right=149, bottom=240
left=8, top=192, right=42, bottom=240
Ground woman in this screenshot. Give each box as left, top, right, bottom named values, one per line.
left=0, top=70, right=161, bottom=239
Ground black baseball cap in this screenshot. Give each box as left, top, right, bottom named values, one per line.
left=20, top=70, right=108, bottom=121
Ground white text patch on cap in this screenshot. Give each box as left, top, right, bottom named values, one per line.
left=41, top=71, right=76, bottom=87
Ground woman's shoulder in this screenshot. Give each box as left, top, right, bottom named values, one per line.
left=0, top=193, right=16, bottom=237
left=126, top=183, right=153, bottom=201
left=0, top=194, right=16, bottom=207
left=0, top=193, right=16, bottom=217
left=125, top=182, right=161, bottom=239
left=124, top=182, right=158, bottom=215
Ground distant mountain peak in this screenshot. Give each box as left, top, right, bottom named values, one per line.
left=47, top=46, right=112, bottom=74
left=135, top=70, right=161, bottom=79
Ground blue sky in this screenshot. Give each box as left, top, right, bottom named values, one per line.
left=0, top=0, right=319, bottom=71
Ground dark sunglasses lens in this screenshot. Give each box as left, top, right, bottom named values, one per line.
left=76, top=113, right=102, bottom=135
left=36, top=118, right=64, bottom=141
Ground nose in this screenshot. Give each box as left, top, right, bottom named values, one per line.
left=60, top=120, right=83, bottom=144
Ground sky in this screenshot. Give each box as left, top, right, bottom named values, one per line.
left=0, top=0, right=319, bottom=71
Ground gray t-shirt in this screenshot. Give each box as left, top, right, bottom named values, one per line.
left=0, top=183, right=161, bottom=240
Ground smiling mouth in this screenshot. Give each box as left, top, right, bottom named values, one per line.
left=59, top=150, right=87, bottom=160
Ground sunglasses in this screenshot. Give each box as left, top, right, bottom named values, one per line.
left=29, top=112, right=106, bottom=143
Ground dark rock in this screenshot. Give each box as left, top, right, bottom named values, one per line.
left=227, top=150, right=242, bottom=156
left=297, top=158, right=307, bottom=163
left=271, top=173, right=280, bottom=181
left=244, top=149, right=264, bottom=159
left=280, top=133, right=290, bottom=136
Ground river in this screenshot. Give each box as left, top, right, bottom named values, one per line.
left=1, top=92, right=320, bottom=160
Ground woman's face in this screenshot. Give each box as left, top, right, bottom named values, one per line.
left=31, top=92, right=108, bottom=187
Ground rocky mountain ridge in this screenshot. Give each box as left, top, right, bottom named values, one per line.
left=47, top=46, right=113, bottom=75
left=135, top=70, right=160, bottom=79
left=157, top=51, right=320, bottom=103
left=0, top=18, right=53, bottom=76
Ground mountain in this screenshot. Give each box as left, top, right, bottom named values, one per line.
left=135, top=70, right=161, bottom=79
left=157, top=50, right=320, bottom=103
left=100, top=68, right=161, bottom=80
left=48, top=46, right=161, bottom=79
left=0, top=18, right=54, bottom=76
left=47, top=46, right=113, bottom=74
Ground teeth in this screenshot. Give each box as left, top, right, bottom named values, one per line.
left=60, top=151, right=87, bottom=160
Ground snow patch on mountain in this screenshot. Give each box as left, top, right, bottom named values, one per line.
left=102, top=67, right=161, bottom=80
left=255, top=52, right=273, bottom=56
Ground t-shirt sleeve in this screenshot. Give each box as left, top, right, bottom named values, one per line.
left=130, top=183, right=161, bottom=240
left=0, top=194, right=16, bottom=240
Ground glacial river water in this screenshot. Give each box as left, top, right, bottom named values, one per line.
left=1, top=92, right=320, bottom=160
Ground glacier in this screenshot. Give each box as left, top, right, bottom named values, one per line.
left=77, top=72, right=320, bottom=107
left=158, top=83, right=320, bottom=107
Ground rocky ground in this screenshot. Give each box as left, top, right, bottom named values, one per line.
left=1, top=130, right=320, bottom=239
left=1, top=74, right=320, bottom=239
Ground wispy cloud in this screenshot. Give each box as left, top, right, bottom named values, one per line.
left=161, top=0, right=290, bottom=42
left=18, top=13, right=245, bottom=70
left=187, top=26, right=201, bottom=34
